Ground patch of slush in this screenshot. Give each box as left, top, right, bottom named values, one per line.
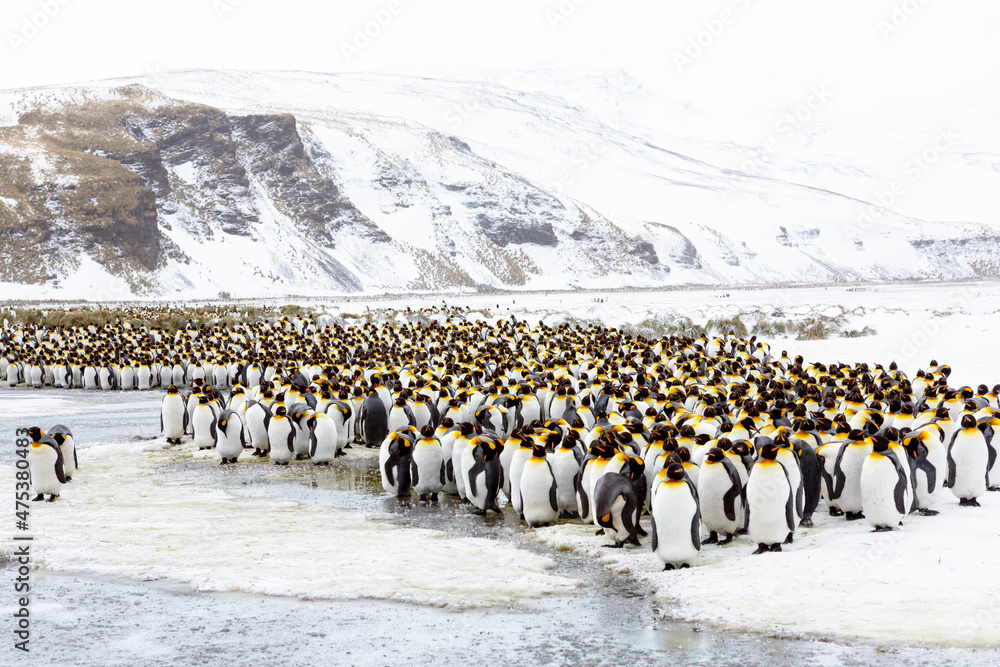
left=1, top=439, right=579, bottom=608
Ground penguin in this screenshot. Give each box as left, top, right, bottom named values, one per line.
left=518, top=444, right=559, bottom=527
left=307, top=410, right=340, bottom=465
left=507, top=432, right=536, bottom=514
left=48, top=424, right=77, bottom=481
left=26, top=427, right=65, bottom=502
left=436, top=419, right=460, bottom=494
left=593, top=469, right=641, bottom=548
left=945, top=414, right=988, bottom=506
left=244, top=397, right=273, bottom=457
left=651, top=463, right=701, bottom=570
left=697, top=447, right=744, bottom=545
left=411, top=425, right=445, bottom=501
left=161, top=385, right=188, bottom=445
left=903, top=427, right=944, bottom=516
left=387, top=396, right=416, bottom=433
left=550, top=436, right=584, bottom=518
left=267, top=405, right=296, bottom=466
left=466, top=435, right=504, bottom=515
left=191, top=395, right=218, bottom=450
left=215, top=410, right=245, bottom=464
left=860, top=437, right=909, bottom=531
left=287, top=403, right=314, bottom=460
left=380, top=431, right=414, bottom=497
left=746, top=443, right=795, bottom=554
left=452, top=422, right=478, bottom=501
left=360, top=391, right=389, bottom=448
left=831, top=431, right=873, bottom=520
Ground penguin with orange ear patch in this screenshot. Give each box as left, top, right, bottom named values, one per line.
left=593, top=465, right=641, bottom=548
left=27, top=427, right=66, bottom=502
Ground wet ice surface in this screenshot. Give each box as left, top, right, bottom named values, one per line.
left=3, top=389, right=999, bottom=665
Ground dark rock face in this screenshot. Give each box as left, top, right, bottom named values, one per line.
left=231, top=114, right=388, bottom=245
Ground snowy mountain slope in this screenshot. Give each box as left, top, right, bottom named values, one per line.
left=0, top=69, right=997, bottom=299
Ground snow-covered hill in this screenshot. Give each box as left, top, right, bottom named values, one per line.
left=0, top=69, right=997, bottom=299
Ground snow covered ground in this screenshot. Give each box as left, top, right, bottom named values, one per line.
left=532, top=493, right=1000, bottom=647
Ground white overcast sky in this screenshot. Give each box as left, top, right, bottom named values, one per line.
left=1, top=0, right=997, bottom=108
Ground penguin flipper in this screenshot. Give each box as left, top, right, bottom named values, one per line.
left=73, top=446, right=78, bottom=471
left=468, top=456, right=485, bottom=498
left=48, top=440, right=67, bottom=484
left=309, top=430, right=317, bottom=458
left=945, top=442, right=957, bottom=489
left=548, top=476, right=559, bottom=513
left=440, top=461, right=446, bottom=485
left=691, top=506, right=702, bottom=551
left=650, top=515, right=658, bottom=552
left=384, top=451, right=397, bottom=486
left=410, top=458, right=419, bottom=487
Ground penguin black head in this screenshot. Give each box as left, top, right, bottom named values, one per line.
left=275, top=406, right=287, bottom=417
left=27, top=426, right=43, bottom=442
left=871, top=436, right=891, bottom=454
left=198, top=395, right=209, bottom=404
left=531, top=444, right=547, bottom=458
left=759, top=443, right=780, bottom=461
left=705, top=447, right=725, bottom=464
left=665, top=462, right=686, bottom=481
left=166, top=385, right=179, bottom=394
left=961, top=414, right=978, bottom=429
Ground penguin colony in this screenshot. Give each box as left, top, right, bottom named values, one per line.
left=7, top=310, right=1000, bottom=570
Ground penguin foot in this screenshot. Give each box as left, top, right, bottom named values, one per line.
left=989, top=487, right=1000, bottom=492
left=800, top=516, right=813, bottom=528
left=602, top=542, right=624, bottom=549
left=845, top=511, right=865, bottom=521
left=491, top=507, right=503, bottom=515
left=872, top=526, right=893, bottom=532
left=636, top=526, right=648, bottom=537
left=736, top=528, right=748, bottom=536
left=32, top=494, right=44, bottom=502
left=628, top=536, right=641, bottom=547
left=704, top=532, right=719, bottom=545
left=829, top=507, right=844, bottom=517
left=959, top=498, right=981, bottom=507
left=471, top=508, right=487, bottom=516
left=431, top=493, right=439, bottom=502
left=769, top=544, right=782, bottom=552
left=46, top=495, right=57, bottom=502
left=719, top=534, right=734, bottom=545
left=295, top=454, right=306, bottom=461
left=558, top=511, right=578, bottom=520
left=663, top=563, right=675, bottom=571
left=917, top=508, right=939, bottom=516
left=344, top=444, right=353, bottom=449
left=313, top=462, right=329, bottom=466
left=783, top=533, right=794, bottom=544
left=679, top=563, right=690, bottom=569
left=273, top=461, right=288, bottom=466
left=334, top=451, right=345, bottom=457
left=243, top=445, right=253, bottom=449
left=65, top=476, right=73, bottom=482
left=752, top=544, right=770, bottom=555
left=219, top=460, right=229, bottom=466
left=595, top=528, right=605, bottom=536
